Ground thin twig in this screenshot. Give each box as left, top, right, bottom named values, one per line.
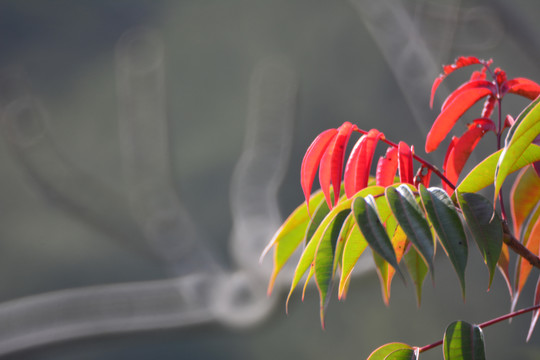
left=419, top=304, right=540, bottom=353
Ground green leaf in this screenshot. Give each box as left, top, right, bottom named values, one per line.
left=386, top=348, right=419, bottom=360
left=403, top=245, right=428, bottom=307
left=338, top=186, right=387, bottom=298
left=305, top=194, right=331, bottom=246
left=338, top=220, right=368, bottom=299
left=262, top=190, right=325, bottom=294
left=456, top=192, right=503, bottom=289
left=314, top=210, right=350, bottom=327
left=457, top=144, right=540, bottom=194
left=332, top=213, right=355, bottom=276
left=372, top=251, right=391, bottom=305
left=286, top=197, right=353, bottom=310
left=443, top=321, right=486, bottom=360
left=353, top=196, right=406, bottom=283
left=419, top=185, right=468, bottom=298
left=386, top=185, right=435, bottom=278
left=367, top=342, right=413, bottom=360
left=495, top=96, right=540, bottom=203
left=374, top=223, right=408, bottom=305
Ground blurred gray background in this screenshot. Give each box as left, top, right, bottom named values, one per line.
left=0, top=0, right=540, bottom=359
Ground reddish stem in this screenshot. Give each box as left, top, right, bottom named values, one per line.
left=418, top=304, right=540, bottom=353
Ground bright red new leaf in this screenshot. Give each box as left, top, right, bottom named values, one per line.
left=319, top=122, right=354, bottom=208
left=376, top=147, right=398, bottom=187
left=426, top=86, right=494, bottom=152
left=441, top=80, right=495, bottom=111
left=502, top=77, right=540, bottom=100
left=414, top=166, right=432, bottom=188
left=398, top=142, right=414, bottom=184
left=430, top=56, right=486, bottom=107
left=344, top=129, right=383, bottom=198
left=481, top=95, right=497, bottom=118
left=443, top=56, right=483, bottom=75
left=301, top=128, right=338, bottom=211
left=443, top=118, right=495, bottom=194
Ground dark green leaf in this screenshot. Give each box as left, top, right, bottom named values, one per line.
left=443, top=321, right=486, bottom=360
left=314, top=210, right=350, bottom=327
left=456, top=192, right=502, bottom=289
left=386, top=185, right=435, bottom=278
left=420, top=185, right=468, bottom=298
left=353, top=196, right=406, bottom=283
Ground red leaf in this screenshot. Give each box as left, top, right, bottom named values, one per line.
left=398, top=142, right=414, bottom=184
left=494, top=68, right=507, bottom=86
left=319, top=122, right=354, bottom=208
left=481, top=95, right=497, bottom=118
left=414, top=166, right=432, bottom=188
left=430, top=76, right=444, bottom=109
left=376, top=147, right=398, bottom=187
left=441, top=80, right=495, bottom=111
left=442, top=136, right=458, bottom=171
left=301, top=128, right=338, bottom=211
left=426, top=86, right=494, bottom=152
left=443, top=56, right=483, bottom=75
left=469, top=68, right=488, bottom=82
left=443, top=119, right=495, bottom=194
left=431, top=56, right=489, bottom=113
left=502, top=77, right=540, bottom=100
left=344, top=129, right=383, bottom=198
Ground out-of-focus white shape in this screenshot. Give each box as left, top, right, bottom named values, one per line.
left=229, top=57, right=297, bottom=280
left=0, top=274, right=217, bottom=355
left=116, top=27, right=218, bottom=275
left=349, top=0, right=448, bottom=137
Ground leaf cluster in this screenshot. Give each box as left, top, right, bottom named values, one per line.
left=261, top=56, right=540, bottom=359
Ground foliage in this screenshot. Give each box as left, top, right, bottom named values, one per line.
left=261, top=56, right=540, bottom=359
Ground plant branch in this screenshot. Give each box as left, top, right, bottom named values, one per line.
left=419, top=304, right=540, bottom=353
left=502, top=221, right=540, bottom=269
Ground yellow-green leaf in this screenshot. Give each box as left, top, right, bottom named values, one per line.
left=286, top=197, right=353, bottom=310
left=403, top=245, right=428, bottom=307
left=456, top=144, right=540, bottom=194
left=367, top=342, right=413, bottom=360
left=495, top=96, right=540, bottom=203
left=262, top=190, right=325, bottom=294
left=338, top=221, right=368, bottom=299
left=386, top=348, right=419, bottom=360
